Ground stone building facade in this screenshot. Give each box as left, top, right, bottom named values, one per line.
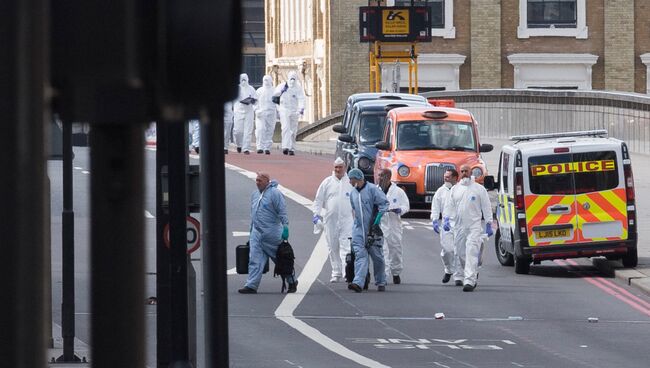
left=265, top=0, right=650, bottom=122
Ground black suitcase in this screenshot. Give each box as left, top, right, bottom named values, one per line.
left=344, top=251, right=370, bottom=290
left=236, top=242, right=269, bottom=274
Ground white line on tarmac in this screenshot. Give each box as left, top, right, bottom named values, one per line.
left=144, top=210, right=155, bottom=219
left=232, top=231, right=250, bottom=237
left=74, top=166, right=82, bottom=170
left=227, top=267, right=237, bottom=275
left=227, top=162, right=391, bottom=368
left=81, top=170, right=90, bottom=174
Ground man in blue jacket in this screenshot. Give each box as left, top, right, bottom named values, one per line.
left=239, top=172, right=297, bottom=294
left=348, top=169, right=389, bottom=292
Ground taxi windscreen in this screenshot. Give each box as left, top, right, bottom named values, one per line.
left=358, top=113, right=387, bottom=145
left=396, top=120, right=476, bottom=151
left=528, top=151, right=619, bottom=195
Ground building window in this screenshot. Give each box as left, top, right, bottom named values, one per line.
left=242, top=55, right=266, bottom=88
left=395, top=0, right=454, bottom=38
left=527, top=0, right=576, bottom=28
left=518, top=0, right=587, bottom=39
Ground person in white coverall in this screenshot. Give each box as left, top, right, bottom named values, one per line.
left=188, top=120, right=200, bottom=154
left=255, top=75, right=277, bottom=154
left=276, top=71, right=305, bottom=156
left=442, top=165, right=494, bottom=292
left=431, top=168, right=459, bottom=284
left=377, top=169, right=410, bottom=284
left=233, top=73, right=257, bottom=154
left=313, top=157, right=354, bottom=282
left=223, top=101, right=234, bottom=154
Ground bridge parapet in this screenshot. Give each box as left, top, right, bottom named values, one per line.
left=423, top=89, right=650, bottom=155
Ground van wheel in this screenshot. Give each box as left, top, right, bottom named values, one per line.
left=514, top=255, right=530, bottom=274
left=621, top=248, right=638, bottom=268
left=495, top=230, right=514, bottom=266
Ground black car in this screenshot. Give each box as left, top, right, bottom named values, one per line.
left=333, top=93, right=428, bottom=160
left=333, top=98, right=430, bottom=182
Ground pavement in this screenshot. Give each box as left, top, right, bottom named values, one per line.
left=286, top=138, right=650, bottom=295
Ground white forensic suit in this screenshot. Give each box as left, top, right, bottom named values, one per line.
left=276, top=71, right=305, bottom=153
left=313, top=172, right=354, bottom=280
left=431, top=182, right=458, bottom=281
left=255, top=75, right=277, bottom=152
left=223, top=101, right=234, bottom=150
left=188, top=120, right=200, bottom=153
left=380, top=183, right=410, bottom=280
left=233, top=73, right=257, bottom=153
left=442, top=177, right=493, bottom=287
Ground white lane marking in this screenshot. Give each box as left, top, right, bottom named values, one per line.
left=511, top=363, right=524, bottom=367
left=74, top=166, right=83, bottom=170
left=227, top=162, right=391, bottom=368
left=433, top=363, right=450, bottom=368
left=404, top=226, right=414, bottom=230
left=145, top=147, right=156, bottom=152
left=227, top=267, right=237, bottom=275
left=82, top=170, right=90, bottom=174
left=144, top=210, right=155, bottom=219
left=232, top=231, right=250, bottom=237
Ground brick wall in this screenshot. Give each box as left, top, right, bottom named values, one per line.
left=605, top=0, right=635, bottom=92
left=471, top=0, right=501, bottom=88
left=635, top=1, right=650, bottom=93
left=328, top=0, right=369, bottom=113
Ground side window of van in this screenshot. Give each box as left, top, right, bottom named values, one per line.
left=501, top=153, right=510, bottom=193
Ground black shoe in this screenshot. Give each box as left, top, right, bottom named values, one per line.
left=282, top=149, right=289, bottom=155
left=442, top=273, right=452, bottom=284
left=238, top=286, right=257, bottom=294
left=237, top=147, right=242, bottom=153
left=224, top=149, right=228, bottom=154
left=393, top=275, right=401, bottom=284
left=377, top=285, right=386, bottom=292
left=256, top=149, right=263, bottom=154
left=288, top=150, right=295, bottom=156
left=265, top=150, right=271, bottom=155
left=287, top=281, right=298, bottom=293
left=348, top=283, right=362, bottom=293
left=243, top=150, right=250, bottom=155
left=462, top=284, right=476, bottom=292
left=455, top=280, right=463, bottom=286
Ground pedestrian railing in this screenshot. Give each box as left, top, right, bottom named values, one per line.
left=422, top=89, right=650, bottom=155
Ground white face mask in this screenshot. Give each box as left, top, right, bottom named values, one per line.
left=460, top=177, right=470, bottom=185
left=288, top=79, right=296, bottom=88
left=444, top=182, right=452, bottom=189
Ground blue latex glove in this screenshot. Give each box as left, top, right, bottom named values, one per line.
left=282, top=225, right=289, bottom=240
left=432, top=219, right=440, bottom=234
left=391, top=208, right=402, bottom=215
left=299, top=108, right=305, bottom=115
left=312, top=215, right=322, bottom=225
left=443, top=217, right=451, bottom=232
left=485, top=223, right=494, bottom=237
left=373, top=213, right=383, bottom=226
left=281, top=83, right=289, bottom=92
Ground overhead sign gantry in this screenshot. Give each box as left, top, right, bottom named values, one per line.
left=359, top=2, right=432, bottom=93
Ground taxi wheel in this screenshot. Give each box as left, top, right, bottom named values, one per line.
left=514, top=255, right=530, bottom=275
left=495, top=230, right=514, bottom=266
left=621, top=248, right=638, bottom=268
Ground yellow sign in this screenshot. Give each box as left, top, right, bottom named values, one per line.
left=382, top=9, right=410, bottom=35
left=531, top=160, right=615, bottom=176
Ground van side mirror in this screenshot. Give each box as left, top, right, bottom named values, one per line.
left=338, top=134, right=354, bottom=143
left=483, top=175, right=496, bottom=191
left=479, top=143, right=494, bottom=153
left=375, top=141, right=390, bottom=150
left=332, top=124, right=346, bottom=134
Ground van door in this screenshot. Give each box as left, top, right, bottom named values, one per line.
left=525, top=153, right=579, bottom=246
left=573, top=150, right=628, bottom=242
left=497, top=152, right=515, bottom=242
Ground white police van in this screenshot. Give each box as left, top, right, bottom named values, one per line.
left=491, top=130, right=637, bottom=274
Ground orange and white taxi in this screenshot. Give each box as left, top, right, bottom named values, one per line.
left=491, top=130, right=638, bottom=274
left=373, top=106, right=494, bottom=210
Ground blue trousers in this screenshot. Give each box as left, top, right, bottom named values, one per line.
left=352, top=240, right=386, bottom=287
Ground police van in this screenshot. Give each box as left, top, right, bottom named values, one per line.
left=491, top=130, right=637, bottom=274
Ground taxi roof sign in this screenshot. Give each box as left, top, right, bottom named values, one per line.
left=511, top=130, right=608, bottom=142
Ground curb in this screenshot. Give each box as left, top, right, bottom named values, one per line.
left=592, top=258, right=650, bottom=295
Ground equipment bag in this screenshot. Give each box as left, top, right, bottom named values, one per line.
left=344, top=250, right=370, bottom=290
left=236, top=242, right=269, bottom=274
left=274, top=240, right=295, bottom=292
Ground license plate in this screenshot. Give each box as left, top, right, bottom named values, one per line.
left=425, top=195, right=433, bottom=203
left=535, top=229, right=569, bottom=239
